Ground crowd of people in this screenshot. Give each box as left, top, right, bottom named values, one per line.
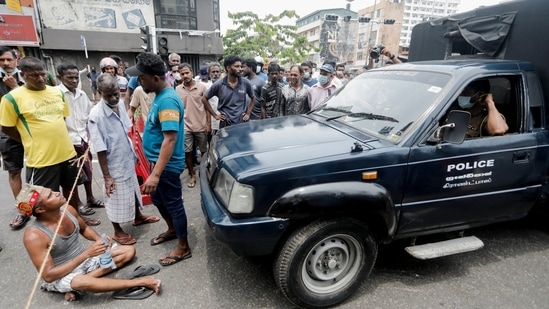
left=0, top=45, right=402, bottom=302
left=0, top=40, right=510, bottom=303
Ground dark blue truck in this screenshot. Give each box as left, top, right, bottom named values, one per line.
left=201, top=0, right=549, bottom=307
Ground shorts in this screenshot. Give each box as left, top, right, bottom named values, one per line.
left=26, top=156, right=81, bottom=190
left=0, top=136, right=24, bottom=171
left=40, top=256, right=100, bottom=293
left=184, top=131, right=208, bottom=153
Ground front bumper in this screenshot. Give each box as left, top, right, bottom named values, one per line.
left=199, top=163, right=288, bottom=256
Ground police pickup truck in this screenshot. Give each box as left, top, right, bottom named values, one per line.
left=200, top=0, right=549, bottom=307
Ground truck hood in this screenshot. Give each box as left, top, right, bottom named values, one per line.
left=214, top=115, right=380, bottom=177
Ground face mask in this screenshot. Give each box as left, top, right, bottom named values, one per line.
left=318, top=75, right=329, bottom=85
left=105, top=101, right=118, bottom=108
left=282, top=76, right=287, bottom=82
left=256, top=66, right=261, bottom=74
left=174, top=72, right=181, bottom=81
left=0, top=67, right=19, bottom=76
left=303, top=72, right=310, bottom=79
left=458, top=96, right=475, bottom=109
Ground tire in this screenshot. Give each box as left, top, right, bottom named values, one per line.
left=274, top=218, right=378, bottom=308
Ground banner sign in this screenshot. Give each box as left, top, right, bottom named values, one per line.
left=38, top=0, right=154, bottom=33
left=0, top=14, right=40, bottom=46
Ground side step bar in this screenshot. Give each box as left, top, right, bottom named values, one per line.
left=405, top=236, right=484, bottom=260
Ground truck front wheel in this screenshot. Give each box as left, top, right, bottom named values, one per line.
left=274, top=218, right=378, bottom=308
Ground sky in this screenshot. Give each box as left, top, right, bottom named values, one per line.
left=219, top=0, right=507, bottom=32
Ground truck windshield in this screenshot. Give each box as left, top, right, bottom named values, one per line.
left=313, top=70, right=451, bottom=143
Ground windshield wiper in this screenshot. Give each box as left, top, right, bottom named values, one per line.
left=327, top=112, right=399, bottom=123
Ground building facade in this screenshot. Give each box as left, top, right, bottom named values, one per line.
left=296, top=0, right=461, bottom=67
left=400, top=0, right=460, bottom=47
left=296, top=8, right=357, bottom=66
left=0, top=0, right=222, bottom=96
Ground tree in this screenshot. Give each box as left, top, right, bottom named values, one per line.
left=222, top=10, right=318, bottom=65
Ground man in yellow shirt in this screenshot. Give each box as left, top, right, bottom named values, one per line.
left=0, top=57, right=82, bottom=213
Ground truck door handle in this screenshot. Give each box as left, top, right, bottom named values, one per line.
left=513, top=151, right=530, bottom=163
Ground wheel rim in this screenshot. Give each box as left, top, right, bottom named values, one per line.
left=301, top=233, right=363, bottom=294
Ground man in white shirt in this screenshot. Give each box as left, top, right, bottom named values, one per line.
left=56, top=63, right=102, bottom=226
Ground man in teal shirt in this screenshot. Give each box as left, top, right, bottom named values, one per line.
left=126, top=53, right=191, bottom=267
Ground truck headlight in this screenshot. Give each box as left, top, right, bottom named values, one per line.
left=214, top=168, right=254, bottom=213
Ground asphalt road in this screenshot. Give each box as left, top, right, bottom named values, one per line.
left=1, top=164, right=549, bottom=308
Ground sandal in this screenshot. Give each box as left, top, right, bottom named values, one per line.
left=84, top=218, right=101, bottom=226
left=158, top=252, right=192, bottom=267
left=78, top=205, right=96, bottom=216
left=86, top=199, right=104, bottom=208
left=10, top=214, right=30, bottom=230
left=187, top=179, right=196, bottom=188
left=150, top=233, right=177, bottom=246
left=113, top=234, right=137, bottom=245
left=132, top=215, right=161, bottom=226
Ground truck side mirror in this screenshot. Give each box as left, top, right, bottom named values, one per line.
left=435, top=110, right=471, bottom=148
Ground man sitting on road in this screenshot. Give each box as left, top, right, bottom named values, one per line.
left=20, top=184, right=161, bottom=301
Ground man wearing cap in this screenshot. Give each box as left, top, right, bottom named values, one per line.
left=198, top=65, right=210, bottom=85
left=201, top=55, right=256, bottom=128
left=126, top=52, right=191, bottom=267
left=19, top=184, right=161, bottom=301
left=308, top=63, right=339, bottom=110
left=254, top=56, right=268, bottom=82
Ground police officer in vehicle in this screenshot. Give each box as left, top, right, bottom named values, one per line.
left=449, top=79, right=508, bottom=138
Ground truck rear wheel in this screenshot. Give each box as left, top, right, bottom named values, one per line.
left=274, top=218, right=377, bottom=308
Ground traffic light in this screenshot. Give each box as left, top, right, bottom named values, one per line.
left=140, top=25, right=152, bottom=52
left=383, top=19, right=396, bottom=25
left=358, top=17, right=371, bottom=23
left=325, top=14, right=338, bottom=21
left=343, top=16, right=352, bottom=22
left=158, top=37, right=168, bottom=56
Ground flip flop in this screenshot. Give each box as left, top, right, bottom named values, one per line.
left=119, top=264, right=160, bottom=279
left=78, top=205, right=96, bottom=216
left=187, top=179, right=196, bottom=188
left=86, top=199, right=105, bottom=208
left=112, top=286, right=154, bottom=300
left=9, top=214, right=30, bottom=230
left=150, top=233, right=177, bottom=246
left=158, top=253, right=192, bottom=267
left=113, top=234, right=137, bottom=245
left=132, top=215, right=161, bottom=226
left=84, top=218, right=101, bottom=226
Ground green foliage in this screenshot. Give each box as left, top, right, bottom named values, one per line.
left=222, top=10, right=318, bottom=65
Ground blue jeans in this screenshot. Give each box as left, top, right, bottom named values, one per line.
left=151, top=170, right=188, bottom=238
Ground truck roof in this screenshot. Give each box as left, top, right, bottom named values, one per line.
left=379, top=59, right=536, bottom=74
left=409, top=0, right=549, bottom=99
